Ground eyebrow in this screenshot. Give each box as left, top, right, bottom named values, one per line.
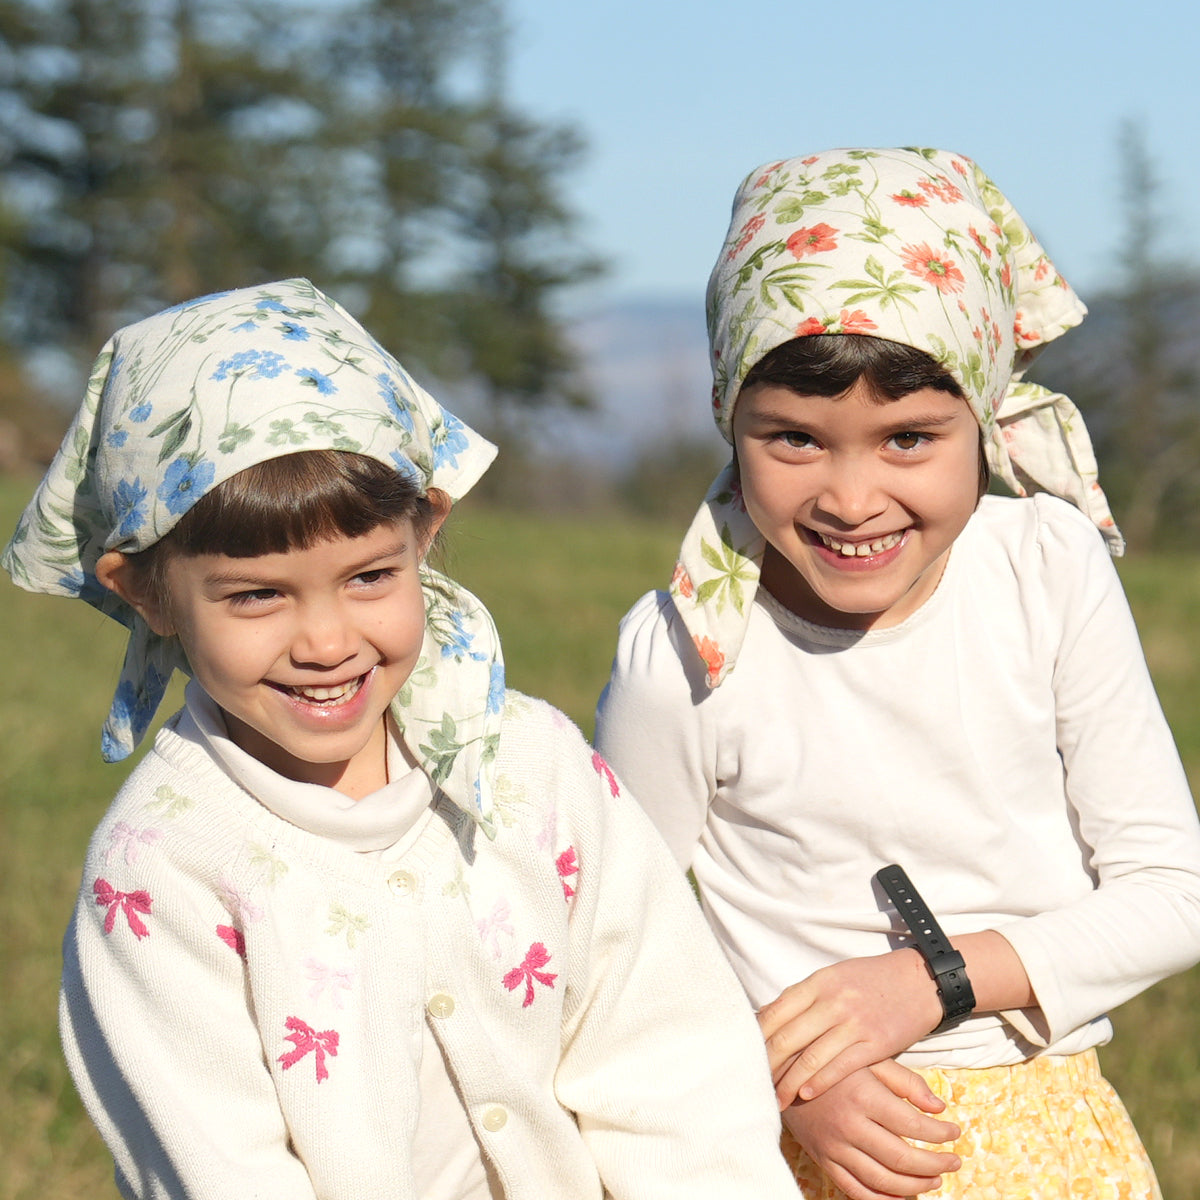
left=748, top=404, right=965, bottom=433
left=200, top=536, right=412, bottom=589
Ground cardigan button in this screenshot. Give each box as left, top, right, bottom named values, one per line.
left=427, top=993, right=455, bottom=1019
left=481, top=1106, right=508, bottom=1132
left=387, top=869, right=417, bottom=897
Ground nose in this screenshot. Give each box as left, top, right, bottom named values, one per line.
left=290, top=600, right=360, bottom=669
left=813, top=456, right=888, bottom=527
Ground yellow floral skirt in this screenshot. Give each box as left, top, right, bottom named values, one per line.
left=781, top=1050, right=1161, bottom=1199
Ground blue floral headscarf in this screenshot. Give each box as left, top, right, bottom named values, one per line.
left=4, top=279, right=506, bottom=830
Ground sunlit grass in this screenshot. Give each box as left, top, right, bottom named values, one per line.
left=3, top=474, right=1199, bottom=1198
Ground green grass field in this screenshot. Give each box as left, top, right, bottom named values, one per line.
left=3, top=475, right=1200, bottom=1198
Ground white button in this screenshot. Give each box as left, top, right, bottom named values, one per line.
left=481, top=1106, right=508, bottom=1132
left=388, top=869, right=417, bottom=897
left=427, top=993, right=455, bottom=1019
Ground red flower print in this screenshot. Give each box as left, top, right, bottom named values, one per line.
left=695, top=636, right=725, bottom=680
left=999, top=260, right=1012, bottom=289
left=795, top=316, right=825, bottom=337
left=94, top=878, right=152, bottom=939
left=671, top=561, right=695, bottom=599
left=1013, top=312, right=1040, bottom=343
left=972, top=326, right=983, bottom=343
left=968, top=226, right=992, bottom=259
left=801, top=155, right=819, bottom=166
left=891, top=190, right=928, bottom=208
left=217, top=925, right=246, bottom=957
left=591, top=750, right=620, bottom=797
left=278, top=1016, right=339, bottom=1082
left=556, top=847, right=579, bottom=900
left=951, top=159, right=968, bottom=176
left=786, top=223, right=838, bottom=259
left=937, top=176, right=963, bottom=203
left=839, top=309, right=878, bottom=334
left=727, top=213, right=766, bottom=260
left=753, top=161, right=786, bottom=187
left=503, top=943, right=557, bottom=1007
left=1033, top=259, right=1049, bottom=281
left=899, top=243, right=965, bottom=294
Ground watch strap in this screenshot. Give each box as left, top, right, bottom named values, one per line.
left=874, top=863, right=976, bottom=1032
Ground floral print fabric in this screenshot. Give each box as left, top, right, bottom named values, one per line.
left=3, top=279, right=506, bottom=829
left=781, top=1051, right=1161, bottom=1199
left=674, top=147, right=1122, bottom=687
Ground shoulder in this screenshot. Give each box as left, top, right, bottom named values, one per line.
left=609, top=589, right=709, bottom=697
left=970, top=494, right=1114, bottom=563
left=961, top=495, right=1126, bottom=639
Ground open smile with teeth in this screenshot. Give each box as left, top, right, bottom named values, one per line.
left=279, top=672, right=368, bottom=706
left=816, top=530, right=905, bottom=557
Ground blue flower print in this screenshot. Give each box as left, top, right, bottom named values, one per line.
left=210, top=348, right=289, bottom=381
left=129, top=402, right=153, bottom=423
left=296, top=366, right=337, bottom=394
left=377, top=373, right=416, bottom=433
left=158, top=456, right=215, bottom=515
left=431, top=411, right=469, bottom=470
left=486, top=661, right=506, bottom=714
left=388, top=451, right=422, bottom=485
left=112, top=477, right=149, bottom=538
left=441, top=610, right=487, bottom=662
left=280, top=321, right=310, bottom=341
left=231, top=319, right=257, bottom=333
left=255, top=297, right=292, bottom=313
left=107, top=429, right=128, bottom=448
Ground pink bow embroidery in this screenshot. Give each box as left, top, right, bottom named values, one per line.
left=105, top=821, right=162, bottom=866
left=93, top=878, right=152, bottom=939
left=591, top=751, right=620, bottom=797
left=503, top=943, right=557, bottom=1008
left=556, top=847, right=579, bottom=900
left=278, top=1016, right=339, bottom=1082
left=477, top=898, right=514, bottom=961
left=216, top=925, right=246, bottom=957
left=305, top=958, right=355, bottom=1009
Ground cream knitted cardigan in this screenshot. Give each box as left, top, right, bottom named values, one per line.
left=62, top=691, right=797, bottom=1199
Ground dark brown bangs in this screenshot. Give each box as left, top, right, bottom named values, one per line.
left=740, top=334, right=965, bottom=402
left=167, top=450, right=433, bottom=558
left=738, top=334, right=990, bottom=497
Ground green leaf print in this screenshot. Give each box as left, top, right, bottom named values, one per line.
left=694, top=531, right=755, bottom=616
left=831, top=255, right=921, bottom=310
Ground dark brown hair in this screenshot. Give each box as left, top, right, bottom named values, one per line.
left=739, top=334, right=989, bottom=494
left=741, top=334, right=965, bottom=400
left=125, top=450, right=440, bottom=606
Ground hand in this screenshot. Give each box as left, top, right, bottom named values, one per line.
left=759, top=951, right=942, bottom=1105
left=782, top=1059, right=961, bottom=1200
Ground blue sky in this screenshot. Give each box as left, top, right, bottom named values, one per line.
left=502, top=0, right=1199, bottom=308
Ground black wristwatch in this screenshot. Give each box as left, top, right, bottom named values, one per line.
left=874, top=863, right=976, bottom=1032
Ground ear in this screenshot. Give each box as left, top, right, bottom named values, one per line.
left=95, top=550, right=176, bottom=637
left=421, top=488, right=453, bottom=553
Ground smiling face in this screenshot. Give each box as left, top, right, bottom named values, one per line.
left=732, top=378, right=982, bottom=630
left=152, top=520, right=431, bottom=797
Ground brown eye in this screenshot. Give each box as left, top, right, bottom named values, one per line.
left=891, top=432, right=925, bottom=451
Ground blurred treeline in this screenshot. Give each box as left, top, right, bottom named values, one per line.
left=0, top=0, right=598, bottom=467
left=1033, top=125, right=1200, bottom=553
left=0, top=10, right=1198, bottom=551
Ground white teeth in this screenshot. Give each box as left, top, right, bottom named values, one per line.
left=818, top=531, right=904, bottom=557
left=288, top=676, right=363, bottom=704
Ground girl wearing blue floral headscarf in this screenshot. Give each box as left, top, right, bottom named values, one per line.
left=4, top=279, right=799, bottom=1200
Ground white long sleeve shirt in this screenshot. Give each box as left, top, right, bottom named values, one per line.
left=597, top=494, right=1200, bottom=1068
left=61, top=687, right=798, bottom=1199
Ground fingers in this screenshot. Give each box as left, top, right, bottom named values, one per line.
left=870, top=1057, right=947, bottom=1114
left=773, top=1038, right=877, bottom=1106
left=783, top=1099, right=961, bottom=1200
